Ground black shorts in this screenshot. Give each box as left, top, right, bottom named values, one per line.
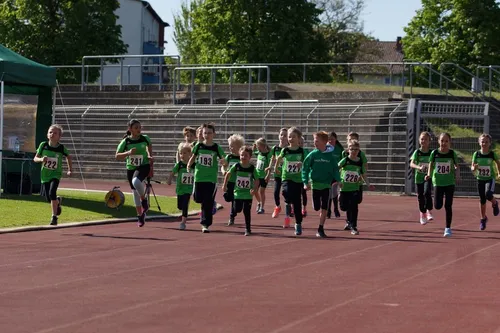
left=258, top=178, right=268, bottom=188
left=41, top=178, right=60, bottom=202
left=127, top=164, right=151, bottom=190
left=312, top=188, right=330, bottom=211
left=223, top=182, right=235, bottom=202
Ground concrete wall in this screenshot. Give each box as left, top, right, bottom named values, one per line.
left=353, top=74, right=403, bottom=86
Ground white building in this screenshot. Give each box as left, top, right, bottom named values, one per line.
left=101, top=0, right=169, bottom=86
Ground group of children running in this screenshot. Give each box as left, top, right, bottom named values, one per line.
left=33, top=120, right=500, bottom=238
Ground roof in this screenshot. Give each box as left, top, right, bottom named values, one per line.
left=351, top=40, right=404, bottom=75
left=140, top=1, right=169, bottom=27
left=0, top=44, right=56, bottom=88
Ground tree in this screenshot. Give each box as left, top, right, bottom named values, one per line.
left=0, top=0, right=127, bottom=83
left=403, top=0, right=500, bottom=86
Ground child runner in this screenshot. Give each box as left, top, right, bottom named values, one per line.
left=222, top=146, right=259, bottom=236
left=302, top=131, right=341, bottom=238
left=410, top=131, right=434, bottom=225
left=274, top=127, right=306, bottom=235
left=115, top=119, right=153, bottom=227
left=33, top=124, right=73, bottom=226
left=327, top=131, right=343, bottom=218
left=338, top=140, right=375, bottom=235
left=176, top=126, right=196, bottom=163
left=425, top=132, right=460, bottom=237
left=471, top=133, right=500, bottom=230
left=223, top=134, right=245, bottom=226
left=299, top=136, right=309, bottom=217
left=253, top=138, right=271, bottom=214
left=187, top=123, right=227, bottom=233
left=167, top=143, right=194, bottom=230
left=267, top=128, right=289, bottom=218
left=196, top=125, right=217, bottom=215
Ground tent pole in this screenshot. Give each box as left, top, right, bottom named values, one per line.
left=0, top=81, right=4, bottom=197
left=52, top=86, right=56, bottom=124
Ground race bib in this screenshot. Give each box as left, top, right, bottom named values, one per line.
left=198, top=154, right=213, bottom=167
left=228, top=161, right=237, bottom=168
left=43, top=157, right=58, bottom=170
left=181, top=172, right=194, bottom=185
left=435, top=161, right=451, bottom=175
left=419, top=162, right=429, bottom=173
left=236, top=176, right=251, bottom=189
left=344, top=170, right=360, bottom=183
left=129, top=154, right=143, bottom=167
left=478, top=166, right=491, bottom=177
left=286, top=161, right=301, bottom=173
left=256, top=159, right=265, bottom=170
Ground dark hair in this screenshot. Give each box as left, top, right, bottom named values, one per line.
left=202, top=122, right=216, bottom=134
left=124, top=119, right=141, bottom=138
left=328, top=131, right=344, bottom=150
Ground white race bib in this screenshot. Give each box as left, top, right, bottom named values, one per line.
left=286, top=161, right=301, bottom=174
left=129, top=154, right=143, bottom=166
left=419, top=162, right=429, bottom=173
left=435, top=161, right=451, bottom=175
left=43, top=157, right=58, bottom=170
left=478, top=166, right=491, bottom=177
left=256, top=159, right=265, bottom=170
left=198, top=154, right=213, bottom=167
left=236, top=176, right=251, bottom=189
left=181, top=172, right=194, bottom=185
left=344, top=170, right=360, bottom=183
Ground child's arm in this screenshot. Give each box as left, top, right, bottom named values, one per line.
left=33, top=154, right=47, bottom=164
left=219, top=157, right=228, bottom=168
left=167, top=171, right=175, bottom=185
left=361, top=174, right=376, bottom=191
left=147, top=143, right=153, bottom=160
left=301, top=154, right=312, bottom=190
left=251, top=179, right=259, bottom=196
left=273, top=156, right=283, bottom=176
left=187, top=154, right=196, bottom=171
left=222, top=171, right=231, bottom=192
left=410, top=159, right=423, bottom=171
left=65, top=155, right=73, bottom=176
left=116, top=147, right=136, bottom=160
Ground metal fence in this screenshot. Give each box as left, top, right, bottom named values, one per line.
left=54, top=101, right=409, bottom=192
left=406, top=100, right=489, bottom=195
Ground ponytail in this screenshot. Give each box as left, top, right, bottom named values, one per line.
left=124, top=119, right=140, bottom=139
left=123, top=130, right=131, bottom=139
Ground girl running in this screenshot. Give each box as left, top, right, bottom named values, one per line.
left=471, top=133, right=500, bottom=230
left=254, top=138, right=271, bottom=214
left=327, top=131, right=343, bottom=218
left=223, top=134, right=245, bottom=226
left=425, top=132, right=460, bottom=237
left=267, top=128, right=289, bottom=218
left=115, top=119, right=153, bottom=227
left=410, top=131, right=434, bottom=225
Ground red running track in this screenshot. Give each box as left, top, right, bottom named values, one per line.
left=1, top=179, right=500, bottom=333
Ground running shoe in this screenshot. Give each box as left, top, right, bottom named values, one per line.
left=316, top=227, right=327, bottom=238
left=202, top=225, right=210, bottom=233
left=420, top=213, right=428, bottom=225
left=480, top=217, right=488, bottom=231
left=493, top=202, right=499, bottom=217
left=426, top=210, right=434, bottom=221
left=295, top=223, right=302, bottom=236
left=272, top=206, right=281, bottom=218
left=50, top=216, right=58, bottom=226
left=283, top=216, right=291, bottom=228
left=443, top=228, right=452, bottom=237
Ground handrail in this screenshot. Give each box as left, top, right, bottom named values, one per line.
left=174, top=105, right=186, bottom=118
left=128, top=106, right=138, bottom=119
left=81, top=105, right=92, bottom=118
left=306, top=104, right=321, bottom=119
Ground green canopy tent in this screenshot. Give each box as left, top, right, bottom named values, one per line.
left=0, top=44, right=56, bottom=196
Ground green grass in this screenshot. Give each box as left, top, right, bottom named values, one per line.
left=0, top=189, right=200, bottom=228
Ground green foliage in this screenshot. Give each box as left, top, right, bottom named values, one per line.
left=0, top=0, right=127, bottom=84
left=173, top=0, right=367, bottom=83
left=403, top=0, right=500, bottom=83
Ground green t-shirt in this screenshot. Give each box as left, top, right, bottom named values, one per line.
left=301, top=148, right=341, bottom=190
left=279, top=147, right=306, bottom=183
left=116, top=135, right=151, bottom=170
left=342, top=149, right=368, bottom=168
left=36, top=141, right=69, bottom=183
left=172, top=161, right=194, bottom=195
left=224, top=154, right=241, bottom=183
left=472, top=150, right=498, bottom=181
left=228, top=163, right=258, bottom=200
left=271, top=145, right=284, bottom=178
left=430, top=149, right=458, bottom=187
left=338, top=157, right=364, bottom=192
left=192, top=142, right=225, bottom=183
left=411, top=149, right=431, bottom=184
left=328, top=143, right=343, bottom=162
left=255, top=151, right=271, bottom=179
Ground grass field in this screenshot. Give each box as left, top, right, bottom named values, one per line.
left=0, top=189, right=199, bottom=228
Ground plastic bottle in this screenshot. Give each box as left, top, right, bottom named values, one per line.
left=14, top=138, right=20, bottom=153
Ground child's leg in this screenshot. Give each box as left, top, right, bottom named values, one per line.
left=301, top=187, right=307, bottom=208
left=444, top=185, right=455, bottom=229
left=274, top=177, right=282, bottom=207
left=181, top=194, right=190, bottom=218
left=478, top=180, right=487, bottom=219
left=223, top=182, right=235, bottom=203
left=485, top=179, right=498, bottom=207
left=416, top=182, right=426, bottom=214
left=282, top=181, right=292, bottom=216
left=331, top=183, right=340, bottom=214
left=243, top=200, right=252, bottom=232
left=424, top=179, right=434, bottom=212
left=233, top=199, right=244, bottom=219
left=350, top=192, right=360, bottom=229
left=195, top=182, right=217, bottom=227
left=259, top=179, right=267, bottom=208
left=254, top=186, right=261, bottom=206
left=132, top=165, right=150, bottom=212
left=292, top=182, right=303, bottom=224
left=434, top=186, right=445, bottom=210
left=319, top=189, right=329, bottom=226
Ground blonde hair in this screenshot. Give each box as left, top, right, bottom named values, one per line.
left=228, top=134, right=245, bottom=147
left=183, top=126, right=196, bottom=136
left=239, top=145, right=254, bottom=156
left=479, top=133, right=492, bottom=143
left=288, top=126, right=302, bottom=137
left=49, top=124, right=63, bottom=136
left=439, top=132, right=451, bottom=141
left=419, top=131, right=431, bottom=140
left=255, top=137, right=270, bottom=151
left=347, top=132, right=359, bottom=140
left=348, top=140, right=360, bottom=149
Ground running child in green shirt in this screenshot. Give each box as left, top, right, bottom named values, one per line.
left=302, top=131, right=341, bottom=238
left=274, top=127, right=307, bottom=235
left=168, top=143, right=195, bottom=231
left=33, top=124, right=73, bottom=226
left=267, top=128, right=289, bottom=218
left=187, top=123, right=227, bottom=233
left=253, top=137, right=272, bottom=214
left=299, top=136, right=309, bottom=217
left=326, top=131, right=343, bottom=219
left=176, top=126, right=196, bottom=163
left=115, top=119, right=153, bottom=227
left=222, top=146, right=259, bottom=236
left=410, top=131, right=434, bottom=225
left=222, top=134, right=245, bottom=226
left=338, top=140, right=375, bottom=235
left=425, top=132, right=460, bottom=237
left=470, top=133, right=500, bottom=230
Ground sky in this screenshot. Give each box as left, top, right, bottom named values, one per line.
left=149, top=0, right=423, bottom=56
